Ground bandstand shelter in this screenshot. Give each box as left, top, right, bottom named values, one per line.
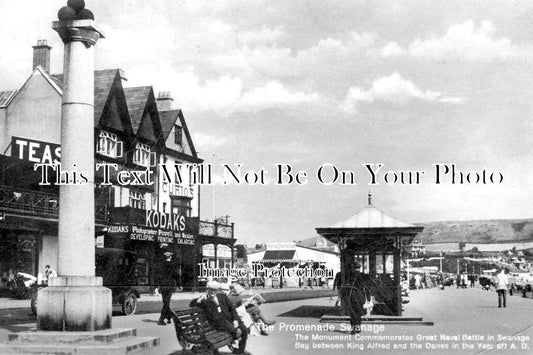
left=316, top=196, right=423, bottom=316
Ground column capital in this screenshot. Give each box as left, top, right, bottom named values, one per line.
left=52, top=20, right=105, bottom=47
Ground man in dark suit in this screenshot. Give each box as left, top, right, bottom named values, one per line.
left=190, top=281, right=249, bottom=355
left=157, top=250, right=180, bottom=325
left=339, top=261, right=367, bottom=334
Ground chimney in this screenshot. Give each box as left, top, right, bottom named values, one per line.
left=157, top=91, right=174, bottom=111
left=119, top=69, right=128, bottom=86
left=32, top=39, right=52, bottom=72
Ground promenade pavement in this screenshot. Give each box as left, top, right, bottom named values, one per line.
left=1, top=286, right=533, bottom=354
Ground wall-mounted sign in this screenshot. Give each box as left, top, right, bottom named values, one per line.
left=107, top=224, right=197, bottom=246
left=11, top=136, right=61, bottom=164
left=202, top=244, right=232, bottom=258
left=162, top=182, right=194, bottom=199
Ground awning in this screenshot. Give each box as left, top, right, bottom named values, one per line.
left=262, top=250, right=296, bottom=263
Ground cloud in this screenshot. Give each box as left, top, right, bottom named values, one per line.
left=341, top=72, right=464, bottom=113
left=240, top=81, right=319, bottom=109
left=126, top=65, right=318, bottom=115
left=382, top=20, right=528, bottom=62
left=193, top=133, right=228, bottom=150
left=236, top=25, right=285, bottom=45
left=381, top=42, right=405, bottom=57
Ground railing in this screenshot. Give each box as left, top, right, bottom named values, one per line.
left=0, top=184, right=109, bottom=222
left=199, top=220, right=234, bottom=239
left=0, top=185, right=58, bottom=217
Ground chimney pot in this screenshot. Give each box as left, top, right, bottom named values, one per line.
left=33, top=39, right=52, bottom=72
left=156, top=91, right=174, bottom=111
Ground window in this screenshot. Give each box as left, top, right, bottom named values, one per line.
left=129, top=190, right=146, bottom=210
left=174, top=125, right=183, bottom=145
left=172, top=197, right=191, bottom=217
left=97, top=131, right=123, bottom=158
left=133, top=143, right=151, bottom=167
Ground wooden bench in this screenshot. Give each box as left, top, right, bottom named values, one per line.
left=170, top=308, right=236, bottom=355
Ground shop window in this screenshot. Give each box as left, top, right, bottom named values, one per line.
left=129, top=190, right=146, bottom=210
left=97, top=131, right=123, bottom=158
left=174, top=125, right=183, bottom=145
left=133, top=143, right=155, bottom=167
left=172, top=197, right=191, bottom=217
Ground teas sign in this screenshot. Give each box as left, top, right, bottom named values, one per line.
left=11, top=136, right=61, bottom=164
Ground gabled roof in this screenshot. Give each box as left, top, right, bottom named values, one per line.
left=159, top=110, right=180, bottom=140
left=124, top=86, right=152, bottom=132
left=329, top=204, right=415, bottom=228
left=159, top=109, right=200, bottom=160
left=94, top=70, right=122, bottom=124
left=3, top=66, right=62, bottom=109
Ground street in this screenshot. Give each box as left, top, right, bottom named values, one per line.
left=1, top=287, right=533, bottom=354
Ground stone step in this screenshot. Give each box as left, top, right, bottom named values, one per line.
left=9, top=328, right=137, bottom=345
left=0, top=336, right=160, bottom=355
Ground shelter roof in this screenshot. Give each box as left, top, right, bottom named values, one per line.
left=329, top=204, right=416, bottom=229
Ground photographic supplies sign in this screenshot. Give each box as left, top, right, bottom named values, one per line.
left=107, top=224, right=197, bottom=245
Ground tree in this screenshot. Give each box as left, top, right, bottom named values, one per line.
left=458, top=241, right=466, bottom=252
left=235, top=244, right=247, bottom=259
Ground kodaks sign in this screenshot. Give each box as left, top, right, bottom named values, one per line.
left=146, top=210, right=186, bottom=231
left=11, top=136, right=61, bottom=164
left=107, top=210, right=197, bottom=246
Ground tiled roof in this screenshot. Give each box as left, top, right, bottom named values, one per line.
left=124, top=87, right=152, bottom=132
left=94, top=70, right=121, bottom=124
left=0, top=91, right=17, bottom=107
left=159, top=110, right=181, bottom=139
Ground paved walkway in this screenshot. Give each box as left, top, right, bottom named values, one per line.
left=1, top=287, right=532, bottom=354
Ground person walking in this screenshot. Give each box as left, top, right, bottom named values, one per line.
left=339, top=261, right=367, bottom=334
left=157, top=250, right=180, bottom=325
left=44, top=265, right=57, bottom=285
left=496, top=268, right=509, bottom=308
left=333, top=271, right=342, bottom=308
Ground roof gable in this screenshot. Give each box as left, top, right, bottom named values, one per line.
left=124, top=87, right=163, bottom=144
left=124, top=86, right=151, bottom=132
left=98, top=74, right=133, bottom=136
left=9, top=66, right=63, bottom=107
left=159, top=109, right=199, bottom=159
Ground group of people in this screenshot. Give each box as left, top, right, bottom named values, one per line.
left=154, top=249, right=275, bottom=355
left=188, top=281, right=276, bottom=355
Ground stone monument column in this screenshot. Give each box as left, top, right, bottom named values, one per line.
left=37, top=1, right=112, bottom=331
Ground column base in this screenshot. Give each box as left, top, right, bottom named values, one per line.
left=37, top=276, right=112, bottom=331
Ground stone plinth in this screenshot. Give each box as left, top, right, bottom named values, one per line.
left=1, top=328, right=160, bottom=354
left=37, top=276, right=112, bottom=331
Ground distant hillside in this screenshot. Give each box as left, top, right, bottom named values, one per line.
left=414, top=219, right=533, bottom=244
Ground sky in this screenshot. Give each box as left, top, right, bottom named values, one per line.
left=1, top=0, right=533, bottom=245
